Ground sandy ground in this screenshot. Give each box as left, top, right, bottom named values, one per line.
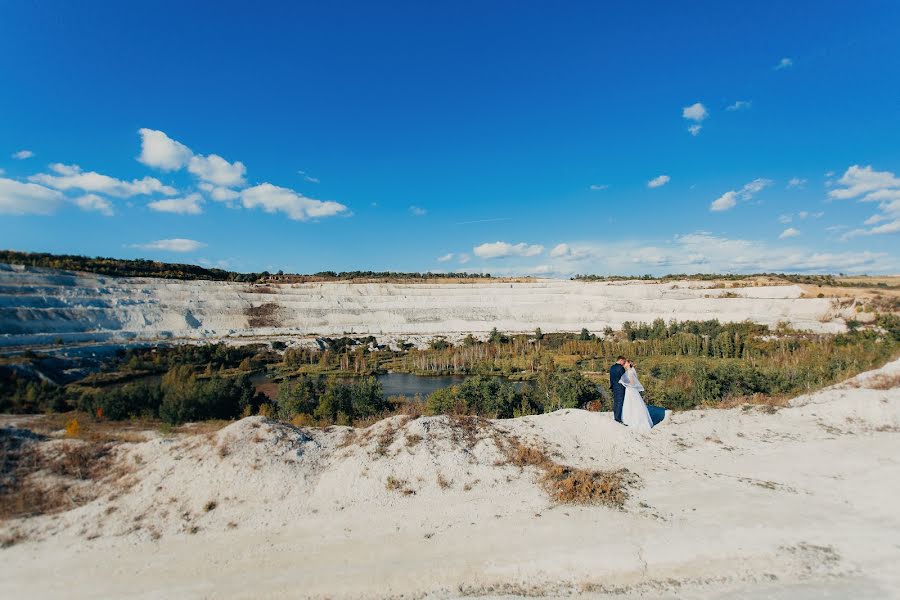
left=1, top=360, right=898, bottom=598
left=1, top=264, right=852, bottom=350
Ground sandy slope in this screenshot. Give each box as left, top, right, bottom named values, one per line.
left=1, top=360, right=899, bottom=599
left=0, top=264, right=849, bottom=349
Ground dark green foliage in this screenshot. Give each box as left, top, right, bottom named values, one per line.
left=426, top=376, right=520, bottom=417
left=276, top=375, right=387, bottom=423
left=77, top=382, right=163, bottom=420
left=158, top=366, right=253, bottom=424
left=0, top=370, right=70, bottom=413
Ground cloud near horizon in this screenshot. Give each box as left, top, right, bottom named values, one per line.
left=829, top=165, right=900, bottom=239
left=473, top=241, right=544, bottom=259
left=130, top=238, right=207, bottom=252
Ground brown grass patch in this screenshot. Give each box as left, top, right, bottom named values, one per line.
left=385, top=475, right=415, bottom=495
left=716, top=392, right=790, bottom=410
left=540, top=466, right=634, bottom=507
left=855, top=373, right=900, bottom=390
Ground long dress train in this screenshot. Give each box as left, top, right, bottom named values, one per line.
left=620, top=367, right=653, bottom=430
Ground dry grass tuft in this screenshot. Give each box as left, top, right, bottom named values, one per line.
left=855, top=373, right=900, bottom=390
left=204, top=500, right=217, bottom=512
left=385, top=475, right=415, bottom=495
left=540, top=466, right=634, bottom=508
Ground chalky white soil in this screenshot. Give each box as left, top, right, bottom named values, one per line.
left=0, top=264, right=850, bottom=349
left=1, top=360, right=898, bottom=599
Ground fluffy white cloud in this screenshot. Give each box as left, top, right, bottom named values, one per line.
left=589, top=184, right=609, bottom=191
left=131, top=238, right=206, bottom=252
left=188, top=154, right=246, bottom=187
left=710, top=191, right=738, bottom=212
left=458, top=253, right=471, bottom=264
left=647, top=175, right=670, bottom=188
left=74, top=194, right=113, bottom=216
left=437, top=253, right=454, bottom=262
left=775, top=57, right=793, bottom=70
left=787, top=177, right=807, bottom=189
left=550, top=243, right=571, bottom=258
left=199, top=182, right=240, bottom=202
left=778, top=214, right=793, bottom=224
left=0, top=177, right=64, bottom=215
left=138, top=128, right=246, bottom=188
left=12, top=150, right=34, bottom=160
left=682, top=102, right=708, bottom=121
left=687, top=124, right=702, bottom=136
left=779, top=227, right=800, bottom=239
left=828, top=165, right=900, bottom=200
left=240, top=183, right=348, bottom=221
left=137, top=128, right=192, bottom=170
left=726, top=100, right=751, bottom=111
left=473, top=241, right=544, bottom=259
left=830, top=164, right=900, bottom=237
left=29, top=163, right=176, bottom=198
left=148, top=193, right=204, bottom=215
left=409, top=205, right=427, bottom=216
left=710, top=178, right=772, bottom=211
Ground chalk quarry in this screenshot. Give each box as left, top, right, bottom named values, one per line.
left=0, top=264, right=849, bottom=349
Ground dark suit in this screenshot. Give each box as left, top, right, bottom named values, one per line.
left=609, top=362, right=626, bottom=422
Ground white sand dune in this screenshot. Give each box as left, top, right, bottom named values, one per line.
left=0, top=263, right=848, bottom=349
left=1, top=359, right=898, bottom=598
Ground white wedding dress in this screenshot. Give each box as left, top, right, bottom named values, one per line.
left=620, top=367, right=653, bottom=430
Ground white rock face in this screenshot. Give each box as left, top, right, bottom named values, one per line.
left=0, top=263, right=843, bottom=348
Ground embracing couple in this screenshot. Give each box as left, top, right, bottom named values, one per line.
left=609, top=356, right=653, bottom=430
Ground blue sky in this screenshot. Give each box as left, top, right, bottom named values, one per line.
left=1, top=1, right=898, bottom=275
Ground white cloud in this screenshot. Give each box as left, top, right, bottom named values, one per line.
left=73, top=194, right=113, bottom=216
left=437, top=253, right=454, bottom=262
left=0, top=177, right=64, bottom=215
left=829, top=164, right=900, bottom=237
left=550, top=243, right=571, bottom=258
left=199, top=182, right=240, bottom=203
left=589, top=184, right=609, bottom=191
left=458, top=253, right=471, bottom=264
left=774, top=57, right=793, bottom=70
left=138, top=128, right=246, bottom=189
left=240, top=183, right=348, bottom=221
left=473, top=241, right=544, bottom=259
left=131, top=238, right=206, bottom=252
left=778, top=214, right=792, bottom=224
left=137, top=128, right=192, bottom=170
left=147, top=193, right=204, bottom=215
left=710, top=191, right=738, bottom=212
left=647, top=175, right=670, bottom=189
left=682, top=102, right=708, bottom=121
left=187, top=154, right=246, bottom=187
left=726, top=100, right=751, bottom=111
left=710, top=178, right=772, bottom=211
left=30, top=163, right=176, bottom=198
left=779, top=227, right=800, bottom=239
left=12, top=150, right=34, bottom=160
left=787, top=177, right=807, bottom=189
left=828, top=165, right=900, bottom=201
left=462, top=232, right=893, bottom=276
left=864, top=214, right=888, bottom=226
left=409, top=205, right=427, bottom=216
left=688, top=124, right=702, bottom=136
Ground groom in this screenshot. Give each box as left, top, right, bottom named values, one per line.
left=609, top=356, right=627, bottom=423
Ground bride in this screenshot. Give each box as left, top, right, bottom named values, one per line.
left=620, top=360, right=653, bottom=430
